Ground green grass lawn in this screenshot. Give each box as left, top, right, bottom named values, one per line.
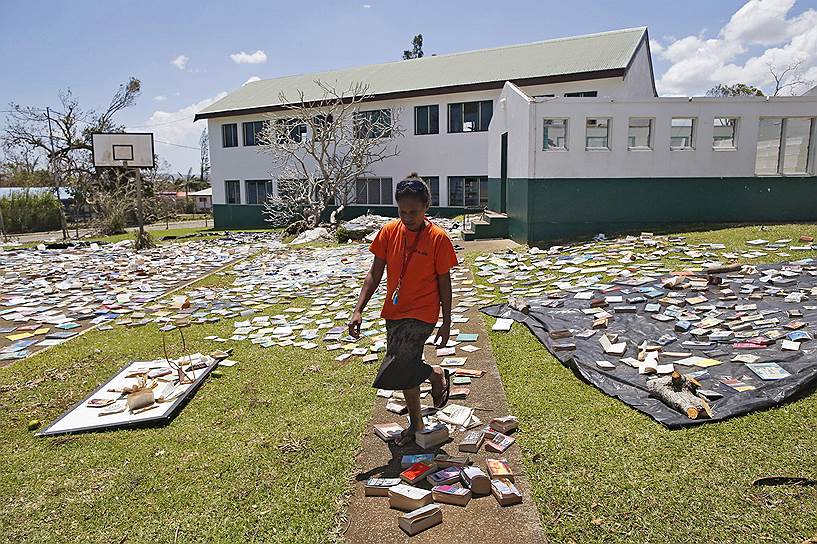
left=0, top=266, right=375, bottom=543
left=469, top=223, right=817, bottom=544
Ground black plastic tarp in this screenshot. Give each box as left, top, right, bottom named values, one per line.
left=481, top=265, right=817, bottom=429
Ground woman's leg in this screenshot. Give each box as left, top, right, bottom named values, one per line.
left=396, top=386, right=423, bottom=446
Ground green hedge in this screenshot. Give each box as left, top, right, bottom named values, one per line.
left=0, top=190, right=63, bottom=233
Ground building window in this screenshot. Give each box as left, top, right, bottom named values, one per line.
left=755, top=118, right=814, bottom=175
left=225, top=180, right=240, bottom=204
left=275, top=119, right=307, bottom=144
left=415, top=105, right=439, bottom=135
left=421, top=176, right=440, bottom=206
left=222, top=124, right=238, bottom=148
left=543, top=118, right=568, bottom=150
left=755, top=118, right=782, bottom=175
left=713, top=118, right=738, bottom=149
left=671, top=118, right=695, bottom=150
left=245, top=180, right=272, bottom=205
left=564, top=91, right=598, bottom=97
left=355, top=177, right=393, bottom=205
left=448, top=101, right=493, bottom=133
left=243, top=121, right=265, bottom=146
left=628, top=118, right=652, bottom=149
left=448, top=176, right=488, bottom=207
left=354, top=109, right=391, bottom=139
left=782, top=118, right=813, bottom=175
left=586, top=118, right=610, bottom=150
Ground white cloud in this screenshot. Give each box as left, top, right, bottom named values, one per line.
left=242, top=76, right=262, bottom=86
left=131, top=91, right=228, bottom=169
left=362, top=3, right=372, bottom=7
left=230, top=50, right=267, bottom=64
left=153, top=95, right=167, bottom=102
left=655, top=0, right=817, bottom=96
left=170, top=54, right=189, bottom=70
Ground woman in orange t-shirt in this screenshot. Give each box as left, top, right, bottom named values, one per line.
left=349, top=173, right=459, bottom=446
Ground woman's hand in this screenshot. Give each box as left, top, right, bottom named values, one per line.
left=348, top=310, right=363, bottom=338
left=434, top=319, right=451, bottom=348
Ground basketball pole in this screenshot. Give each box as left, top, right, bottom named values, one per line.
left=124, top=159, right=145, bottom=243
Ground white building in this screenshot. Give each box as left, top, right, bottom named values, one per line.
left=195, top=27, right=817, bottom=242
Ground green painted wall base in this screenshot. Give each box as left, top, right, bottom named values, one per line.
left=213, top=204, right=467, bottom=230
left=505, top=177, right=817, bottom=245
left=487, top=178, right=506, bottom=213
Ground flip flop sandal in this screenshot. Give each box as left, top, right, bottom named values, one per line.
left=434, top=369, right=451, bottom=409
left=394, top=428, right=415, bottom=447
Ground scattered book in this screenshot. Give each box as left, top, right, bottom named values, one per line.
left=431, top=483, right=472, bottom=506
left=746, top=362, right=791, bottom=380
left=365, top=477, right=401, bottom=496
left=434, top=454, right=471, bottom=468
left=388, top=484, right=433, bottom=512
left=486, top=458, right=514, bottom=481
left=400, top=461, right=437, bottom=485
left=373, top=422, right=404, bottom=442
left=415, top=422, right=449, bottom=449
left=491, top=478, right=523, bottom=506
left=458, top=430, right=485, bottom=453
left=398, top=503, right=442, bottom=536
left=489, top=415, right=518, bottom=434
left=492, top=318, right=513, bottom=332
left=427, top=466, right=462, bottom=486
left=461, top=466, right=491, bottom=495
left=401, top=453, right=435, bottom=469
left=485, top=431, right=515, bottom=453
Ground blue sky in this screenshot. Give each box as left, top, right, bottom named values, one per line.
left=1, top=0, right=815, bottom=172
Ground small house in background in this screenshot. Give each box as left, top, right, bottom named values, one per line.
left=188, top=187, right=212, bottom=212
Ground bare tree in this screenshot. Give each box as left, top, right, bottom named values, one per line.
left=199, top=128, right=210, bottom=186
left=768, top=60, right=812, bottom=96
left=258, top=80, right=403, bottom=229
left=2, top=78, right=141, bottom=238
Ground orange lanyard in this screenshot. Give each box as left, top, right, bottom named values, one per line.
left=392, top=219, right=428, bottom=305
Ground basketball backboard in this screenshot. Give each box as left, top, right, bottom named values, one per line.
left=92, top=132, right=155, bottom=168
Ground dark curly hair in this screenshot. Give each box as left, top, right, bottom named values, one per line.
left=395, top=172, right=430, bottom=205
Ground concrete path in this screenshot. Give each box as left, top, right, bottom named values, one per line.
left=5, top=219, right=211, bottom=244
left=343, top=264, right=545, bottom=543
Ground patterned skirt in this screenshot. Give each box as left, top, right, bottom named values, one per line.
left=372, top=318, right=436, bottom=391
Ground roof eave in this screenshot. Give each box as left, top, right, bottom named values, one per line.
left=193, top=67, right=627, bottom=121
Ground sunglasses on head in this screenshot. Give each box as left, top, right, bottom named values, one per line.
left=398, top=179, right=426, bottom=191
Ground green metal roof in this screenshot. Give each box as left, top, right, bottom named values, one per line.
left=196, top=27, right=647, bottom=120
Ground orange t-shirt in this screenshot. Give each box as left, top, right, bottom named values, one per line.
left=369, top=219, right=459, bottom=324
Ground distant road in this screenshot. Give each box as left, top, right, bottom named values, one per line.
left=6, top=219, right=212, bottom=244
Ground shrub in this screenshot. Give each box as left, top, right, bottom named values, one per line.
left=0, top=190, right=62, bottom=233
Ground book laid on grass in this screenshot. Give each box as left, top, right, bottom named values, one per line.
left=373, top=422, right=404, bottom=442
left=491, top=478, right=523, bottom=506
left=415, top=422, right=449, bottom=449
left=489, top=415, right=518, bottom=434
left=492, top=318, right=513, bottom=332
left=485, top=431, right=515, bottom=453
left=427, top=466, right=462, bottom=486
left=388, top=484, right=433, bottom=512
left=461, top=466, right=491, bottom=496
left=486, top=458, right=514, bottom=481
left=401, top=453, right=435, bottom=469
left=364, top=477, right=401, bottom=496
left=400, top=461, right=437, bottom=485
left=458, top=430, right=485, bottom=453
left=398, top=503, right=442, bottom=536
left=431, top=483, right=472, bottom=506
left=746, top=362, right=791, bottom=380
left=434, top=454, right=471, bottom=468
